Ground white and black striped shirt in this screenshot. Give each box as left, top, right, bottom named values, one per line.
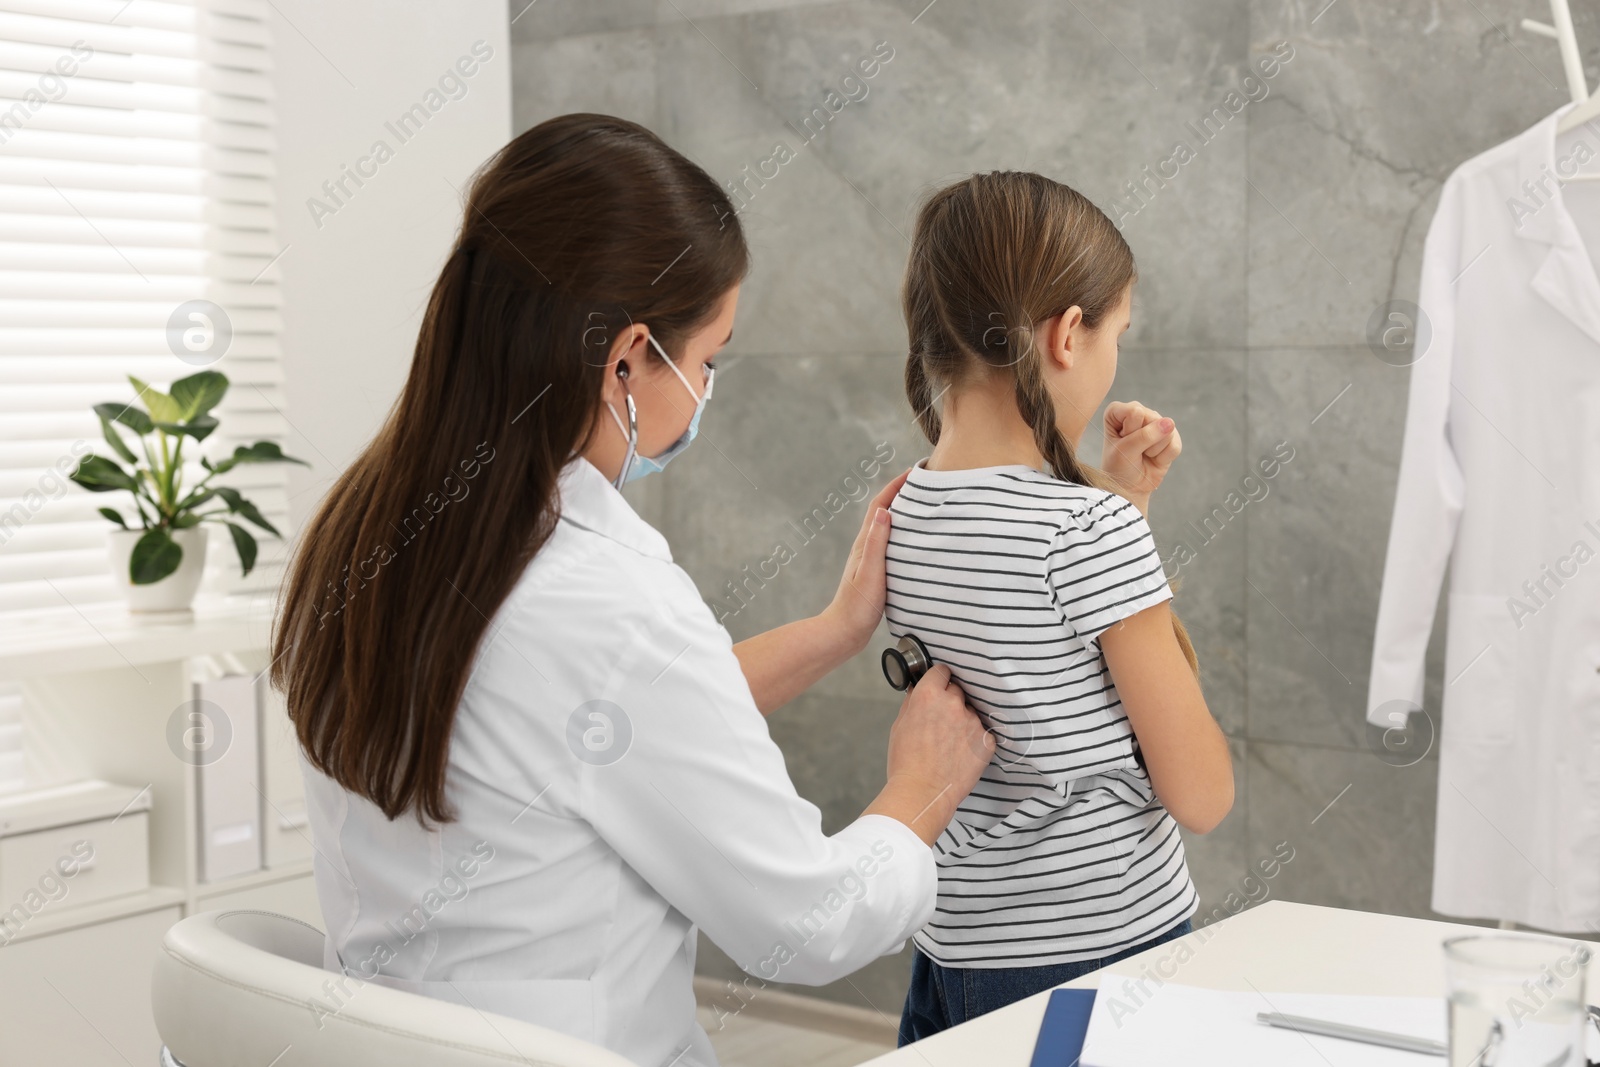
left=885, top=461, right=1198, bottom=968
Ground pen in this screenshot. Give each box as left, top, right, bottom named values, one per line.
left=1256, top=1011, right=1448, bottom=1057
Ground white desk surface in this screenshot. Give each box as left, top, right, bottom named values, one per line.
left=861, top=899, right=1600, bottom=1065
left=0, top=594, right=272, bottom=680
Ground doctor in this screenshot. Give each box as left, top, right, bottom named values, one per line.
left=271, top=113, right=995, bottom=1067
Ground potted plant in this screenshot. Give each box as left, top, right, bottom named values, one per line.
left=69, top=371, right=307, bottom=616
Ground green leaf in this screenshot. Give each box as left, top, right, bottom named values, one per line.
left=70, top=455, right=137, bottom=493
left=170, top=371, right=228, bottom=420
left=223, top=522, right=257, bottom=577
left=171, top=512, right=201, bottom=529
left=128, top=376, right=181, bottom=425
left=129, top=528, right=182, bottom=585
left=93, top=401, right=153, bottom=437
left=174, top=487, right=217, bottom=514
left=220, top=441, right=310, bottom=469
left=97, top=507, right=128, bottom=529
left=153, top=415, right=218, bottom=442
left=95, top=414, right=137, bottom=463
left=213, top=486, right=279, bottom=536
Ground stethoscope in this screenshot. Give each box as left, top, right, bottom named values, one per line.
left=881, top=633, right=934, bottom=692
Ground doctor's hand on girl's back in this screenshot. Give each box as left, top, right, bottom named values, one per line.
left=731, top=469, right=993, bottom=846
left=825, top=473, right=994, bottom=846
left=864, top=663, right=995, bottom=847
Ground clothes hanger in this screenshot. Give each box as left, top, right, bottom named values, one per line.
left=1524, top=0, right=1600, bottom=176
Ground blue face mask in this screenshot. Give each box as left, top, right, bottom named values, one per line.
left=606, top=334, right=714, bottom=489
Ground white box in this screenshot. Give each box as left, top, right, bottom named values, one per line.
left=193, top=675, right=263, bottom=883
left=258, top=682, right=312, bottom=869
left=0, top=780, right=151, bottom=917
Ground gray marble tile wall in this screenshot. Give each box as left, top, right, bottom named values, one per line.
left=511, top=0, right=1587, bottom=1017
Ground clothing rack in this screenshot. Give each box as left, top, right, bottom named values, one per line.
left=1523, top=0, right=1600, bottom=134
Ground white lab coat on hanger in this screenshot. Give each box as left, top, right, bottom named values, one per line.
left=1369, top=103, right=1600, bottom=933
left=298, top=456, right=935, bottom=1067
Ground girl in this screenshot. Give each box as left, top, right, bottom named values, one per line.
left=887, top=171, right=1234, bottom=1042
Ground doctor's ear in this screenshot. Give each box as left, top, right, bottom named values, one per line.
left=605, top=322, right=651, bottom=373
left=594, top=323, right=649, bottom=404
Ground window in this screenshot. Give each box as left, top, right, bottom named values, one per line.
left=0, top=0, right=286, bottom=617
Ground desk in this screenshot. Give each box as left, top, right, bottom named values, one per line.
left=861, top=900, right=1600, bottom=1065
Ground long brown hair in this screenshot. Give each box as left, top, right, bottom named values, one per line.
left=902, top=171, right=1198, bottom=674
left=273, top=114, right=749, bottom=825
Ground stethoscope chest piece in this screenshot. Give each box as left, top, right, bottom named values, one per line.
left=881, top=633, right=933, bottom=692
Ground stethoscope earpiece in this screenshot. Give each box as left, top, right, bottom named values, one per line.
left=882, top=633, right=933, bottom=692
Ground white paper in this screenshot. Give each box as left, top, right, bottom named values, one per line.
left=1079, top=984, right=1447, bottom=1067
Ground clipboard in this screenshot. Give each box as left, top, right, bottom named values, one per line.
left=1031, top=988, right=1097, bottom=1067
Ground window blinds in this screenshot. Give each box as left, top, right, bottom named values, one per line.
left=0, top=0, right=287, bottom=617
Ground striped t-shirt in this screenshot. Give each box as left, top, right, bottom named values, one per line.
left=885, top=461, right=1198, bottom=968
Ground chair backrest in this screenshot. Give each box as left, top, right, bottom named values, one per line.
left=152, top=909, right=636, bottom=1067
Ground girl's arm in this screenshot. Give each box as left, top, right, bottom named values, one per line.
left=733, top=471, right=909, bottom=714
left=1099, top=602, right=1234, bottom=833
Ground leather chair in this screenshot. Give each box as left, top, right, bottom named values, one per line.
left=152, top=910, right=636, bottom=1067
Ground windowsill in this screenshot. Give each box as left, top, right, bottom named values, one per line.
left=0, top=594, right=275, bottom=682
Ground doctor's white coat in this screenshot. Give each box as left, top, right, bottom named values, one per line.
left=1368, top=104, right=1600, bottom=933
left=299, top=456, right=935, bottom=1067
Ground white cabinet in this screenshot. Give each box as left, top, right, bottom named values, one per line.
left=0, top=790, right=150, bottom=915
left=0, top=599, right=320, bottom=1064
left=0, top=905, right=182, bottom=1067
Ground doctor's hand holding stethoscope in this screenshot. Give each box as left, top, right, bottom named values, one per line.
left=272, top=113, right=995, bottom=1067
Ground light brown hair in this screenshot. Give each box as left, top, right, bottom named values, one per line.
left=903, top=171, right=1198, bottom=673
left=273, top=114, right=749, bottom=825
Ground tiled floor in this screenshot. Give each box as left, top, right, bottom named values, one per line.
left=695, top=1005, right=894, bottom=1067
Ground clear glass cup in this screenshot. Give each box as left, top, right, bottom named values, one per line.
left=1443, top=933, right=1592, bottom=1067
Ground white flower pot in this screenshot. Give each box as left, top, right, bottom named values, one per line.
left=108, top=527, right=209, bottom=617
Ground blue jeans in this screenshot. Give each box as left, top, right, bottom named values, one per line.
left=896, top=917, right=1194, bottom=1045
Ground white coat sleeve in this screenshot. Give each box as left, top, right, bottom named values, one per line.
left=1366, top=176, right=1468, bottom=727
left=575, top=577, right=937, bottom=986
